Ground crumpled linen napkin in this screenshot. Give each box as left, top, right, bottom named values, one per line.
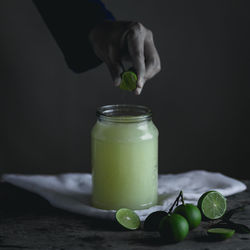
left=1, top=170, right=246, bottom=221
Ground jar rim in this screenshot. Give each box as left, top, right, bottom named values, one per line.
left=96, top=104, right=152, bottom=123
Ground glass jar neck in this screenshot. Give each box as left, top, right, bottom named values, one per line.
left=96, top=104, right=152, bottom=123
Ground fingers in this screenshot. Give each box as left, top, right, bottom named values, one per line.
left=106, top=60, right=123, bottom=86
left=105, top=46, right=124, bottom=86
left=144, top=31, right=161, bottom=80
left=126, top=23, right=146, bottom=95
left=90, top=20, right=161, bottom=94
left=126, top=23, right=161, bottom=95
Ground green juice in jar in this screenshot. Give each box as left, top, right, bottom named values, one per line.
left=91, top=105, right=158, bottom=210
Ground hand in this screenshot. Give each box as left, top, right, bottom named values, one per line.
left=89, top=21, right=161, bottom=95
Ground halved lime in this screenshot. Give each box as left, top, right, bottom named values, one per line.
left=198, top=191, right=227, bottom=220
left=119, top=71, right=137, bottom=91
left=207, top=228, right=235, bottom=240
left=115, top=208, right=140, bottom=230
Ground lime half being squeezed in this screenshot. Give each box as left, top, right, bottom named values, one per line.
left=119, top=71, right=137, bottom=91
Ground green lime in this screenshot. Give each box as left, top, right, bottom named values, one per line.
left=144, top=211, right=168, bottom=231
left=119, top=71, right=137, bottom=91
left=174, top=204, right=202, bottom=229
left=197, top=191, right=227, bottom=220
left=115, top=208, right=140, bottom=230
left=159, top=214, right=189, bottom=243
left=207, top=228, right=235, bottom=240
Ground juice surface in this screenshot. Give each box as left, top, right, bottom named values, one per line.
left=91, top=118, right=158, bottom=210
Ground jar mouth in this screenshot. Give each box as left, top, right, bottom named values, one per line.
left=96, top=104, right=152, bottom=123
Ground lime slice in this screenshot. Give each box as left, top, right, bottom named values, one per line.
left=207, top=228, right=235, bottom=240
left=119, top=71, right=137, bottom=91
left=198, top=191, right=227, bottom=220
left=115, top=208, right=140, bottom=230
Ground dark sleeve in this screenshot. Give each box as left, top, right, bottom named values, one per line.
left=33, top=0, right=114, bottom=73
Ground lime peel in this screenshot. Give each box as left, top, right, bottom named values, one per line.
left=174, top=204, right=202, bottom=229
left=144, top=211, right=168, bottom=231
left=159, top=214, right=189, bottom=243
left=207, top=228, right=235, bottom=239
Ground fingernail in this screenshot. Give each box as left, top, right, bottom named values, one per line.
left=135, top=87, right=142, bottom=95
left=137, top=79, right=144, bottom=88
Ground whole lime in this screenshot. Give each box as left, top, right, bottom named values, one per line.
left=174, top=204, right=201, bottom=229
left=159, top=214, right=189, bottom=243
left=144, top=211, right=168, bottom=231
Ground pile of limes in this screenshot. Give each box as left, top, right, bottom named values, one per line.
left=115, top=190, right=235, bottom=243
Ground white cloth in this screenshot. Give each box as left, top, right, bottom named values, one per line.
left=1, top=170, right=247, bottom=221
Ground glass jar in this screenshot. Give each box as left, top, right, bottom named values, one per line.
left=91, top=104, right=158, bottom=210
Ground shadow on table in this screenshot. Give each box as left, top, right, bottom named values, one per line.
left=128, top=235, right=176, bottom=247
left=81, top=215, right=131, bottom=232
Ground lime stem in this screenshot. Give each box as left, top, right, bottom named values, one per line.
left=168, top=190, right=183, bottom=214
left=180, top=191, right=185, bottom=205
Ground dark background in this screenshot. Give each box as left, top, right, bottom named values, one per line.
left=1, top=0, right=250, bottom=178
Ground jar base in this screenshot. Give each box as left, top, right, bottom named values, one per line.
left=92, top=198, right=158, bottom=210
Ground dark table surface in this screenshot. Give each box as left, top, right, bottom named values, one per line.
left=0, top=181, right=250, bottom=250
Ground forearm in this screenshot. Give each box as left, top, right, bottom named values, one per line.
left=33, top=0, right=114, bottom=73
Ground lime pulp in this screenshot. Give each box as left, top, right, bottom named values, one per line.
left=115, top=208, right=140, bottom=230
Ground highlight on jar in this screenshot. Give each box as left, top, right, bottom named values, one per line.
left=91, top=104, right=159, bottom=210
